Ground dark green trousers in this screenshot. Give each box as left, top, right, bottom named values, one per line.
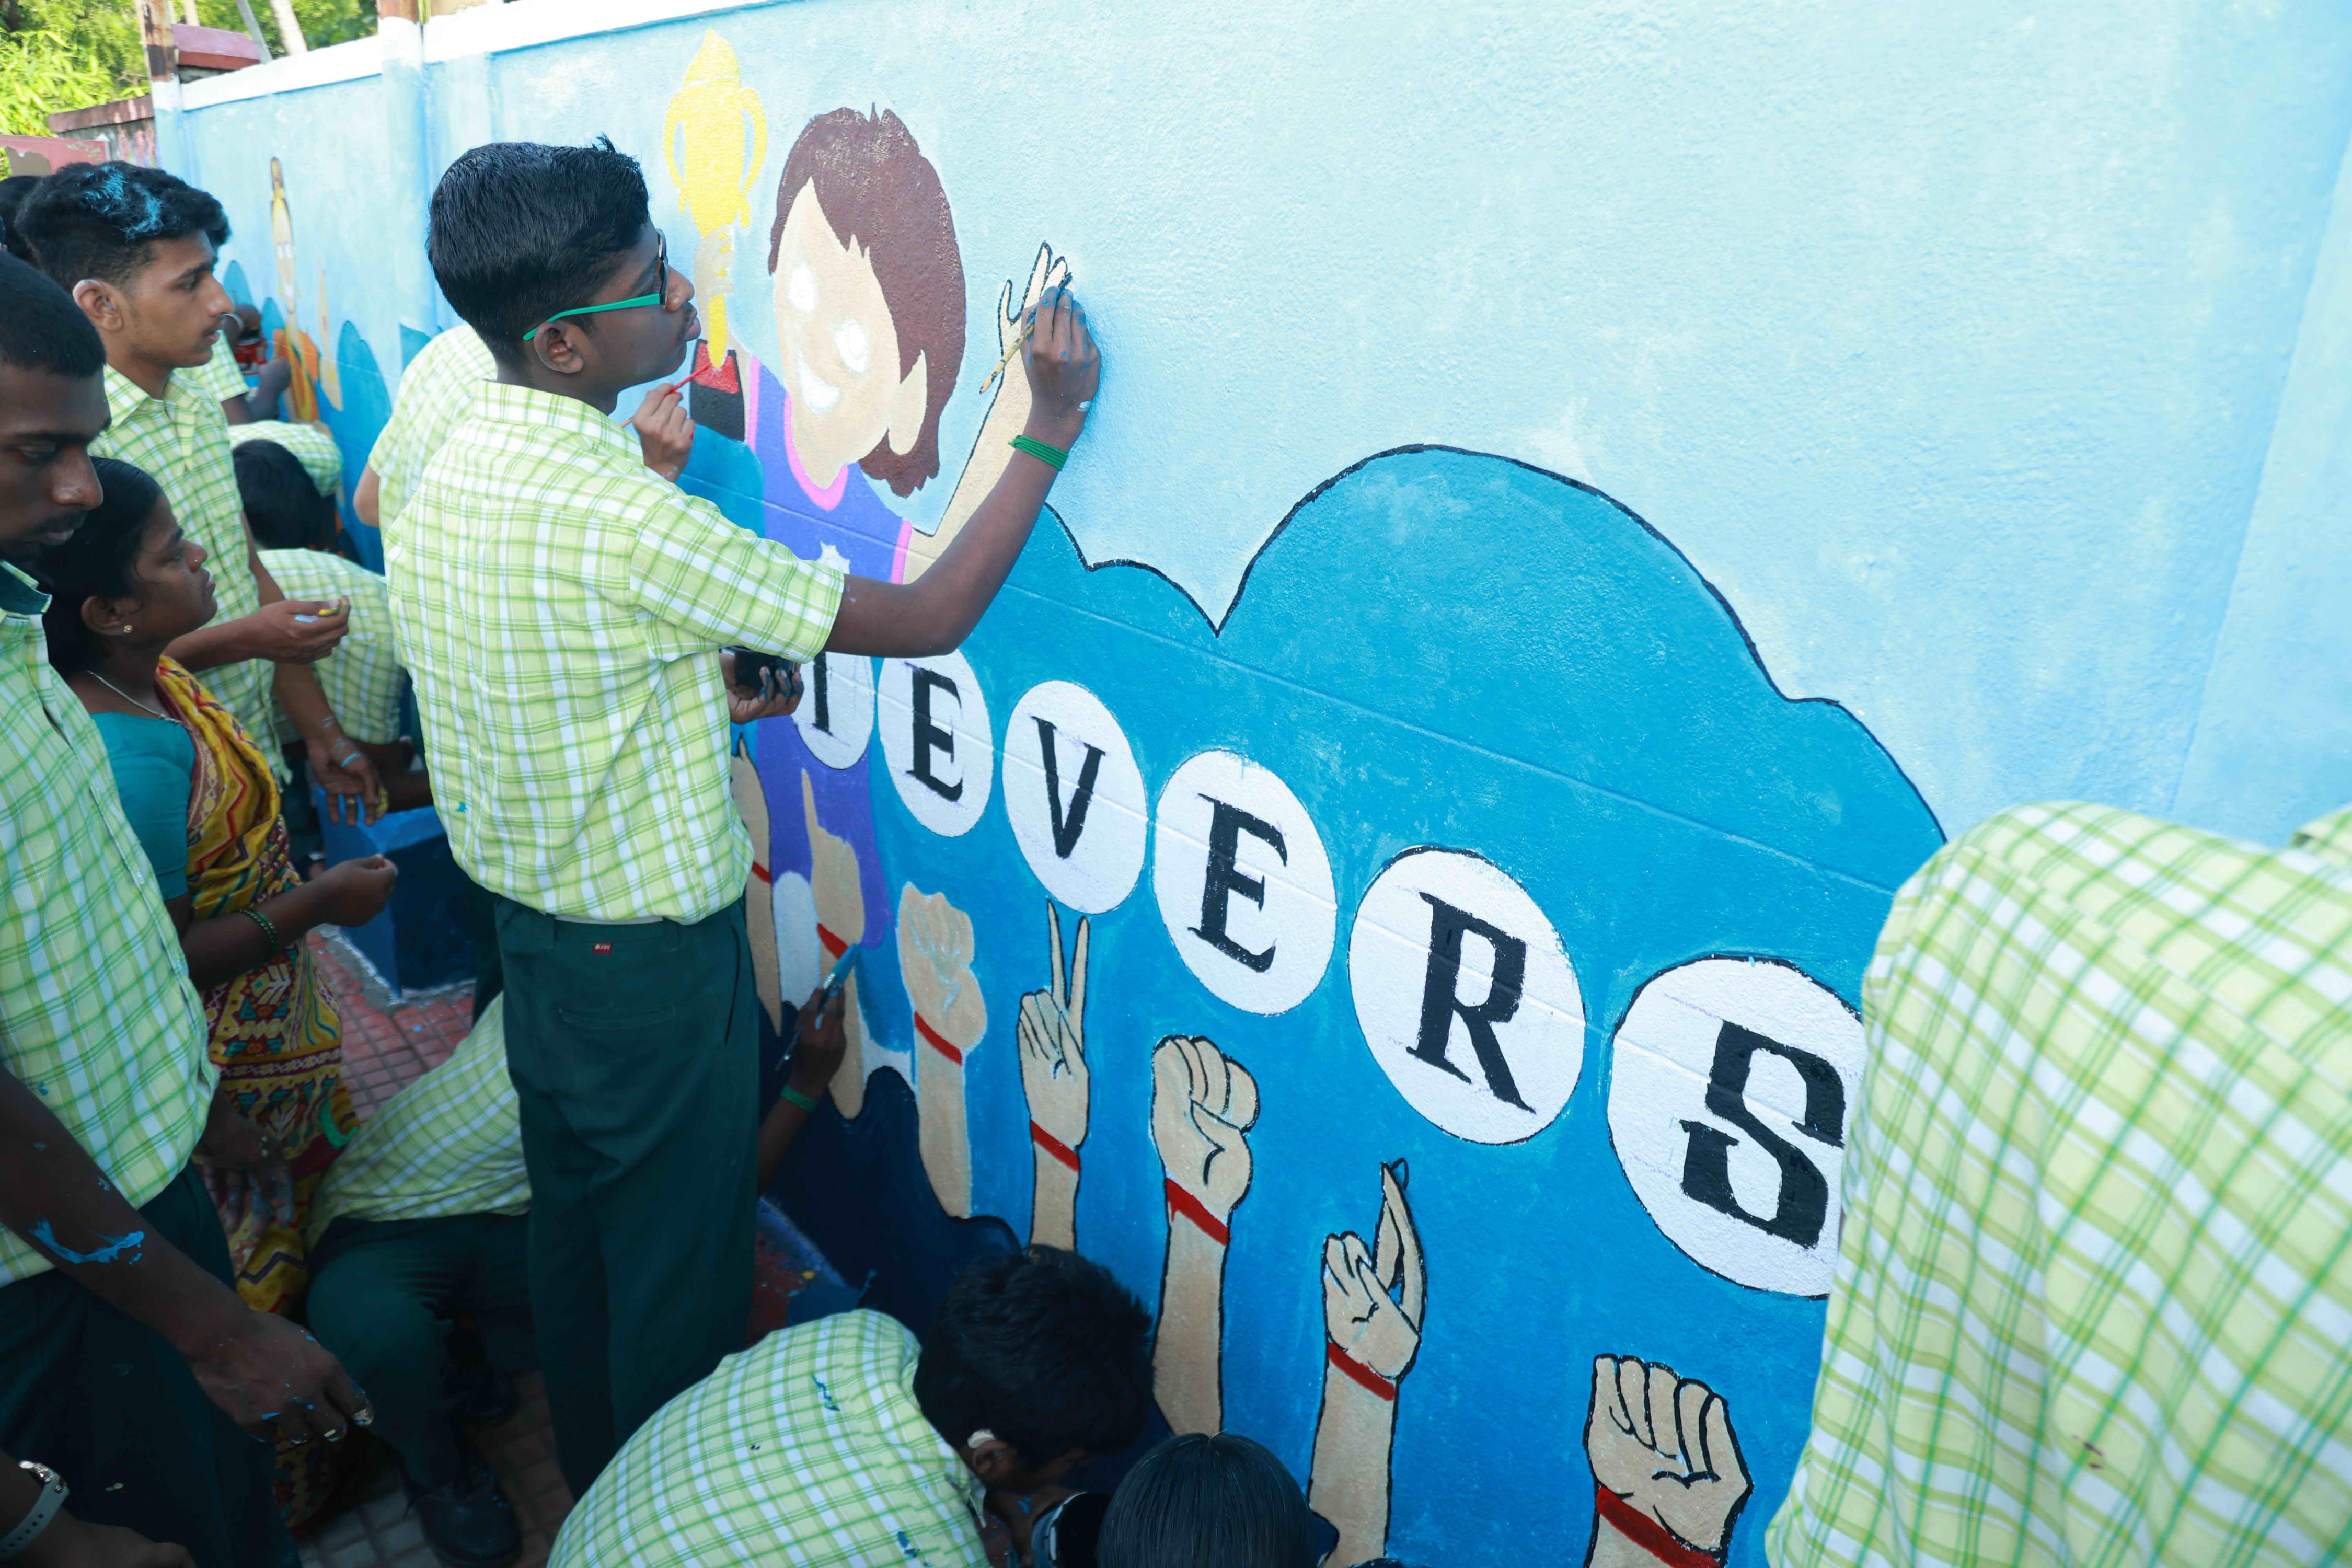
left=491, top=895, right=757, bottom=1494
left=306, top=1212, right=533, bottom=1488
left=0, top=1166, right=296, bottom=1568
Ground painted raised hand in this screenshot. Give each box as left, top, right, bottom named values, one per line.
left=1149, top=1035, right=1257, bottom=1436
left=1017, top=903, right=1090, bottom=1249
left=1584, top=1356, right=1752, bottom=1562
left=802, top=771, right=870, bottom=1114
left=1308, top=1161, right=1424, bottom=1567
left=913, top=241, right=1075, bottom=579
left=1152, top=1035, right=1258, bottom=1224
left=1322, top=1161, right=1425, bottom=1384
left=898, top=884, right=986, bottom=1218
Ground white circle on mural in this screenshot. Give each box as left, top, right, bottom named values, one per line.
left=794, top=653, right=876, bottom=770
left=1607, top=957, right=1864, bottom=1297
left=1004, top=681, right=1147, bottom=914
left=1348, top=848, right=1584, bottom=1145
left=1152, top=750, right=1334, bottom=1014
left=879, top=652, right=994, bottom=837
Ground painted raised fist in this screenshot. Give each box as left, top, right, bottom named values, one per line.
left=900, top=884, right=985, bottom=1218
left=1151, top=1035, right=1258, bottom=1224
left=1585, top=1355, right=1751, bottom=1556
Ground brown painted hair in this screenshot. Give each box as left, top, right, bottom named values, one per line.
left=769, top=107, right=965, bottom=498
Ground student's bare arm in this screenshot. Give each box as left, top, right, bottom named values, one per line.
left=824, top=287, right=1099, bottom=658
left=0, top=1056, right=368, bottom=1440
left=352, top=466, right=381, bottom=529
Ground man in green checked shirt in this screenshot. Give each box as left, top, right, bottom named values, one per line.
left=0, top=251, right=370, bottom=1568
left=393, top=138, right=1102, bottom=1492
left=15, top=163, right=387, bottom=825
left=1768, top=799, right=2352, bottom=1568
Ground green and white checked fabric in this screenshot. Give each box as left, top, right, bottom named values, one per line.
left=94, top=364, right=276, bottom=771
left=2294, top=804, right=2352, bottom=870
left=257, top=548, right=401, bottom=746
left=306, top=995, right=523, bottom=1239
left=233, top=419, right=344, bottom=497
left=0, top=564, right=213, bottom=1286
left=387, top=381, right=842, bottom=923
left=551, top=1309, right=987, bottom=1567
left=192, top=331, right=250, bottom=408
left=1768, top=800, right=2352, bottom=1568
left=367, top=325, right=494, bottom=540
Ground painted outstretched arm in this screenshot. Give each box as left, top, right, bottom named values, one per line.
left=1150, top=1035, right=1258, bottom=1436
left=1016, top=903, right=1090, bottom=1250
left=1308, top=1161, right=1425, bottom=1568
left=801, top=771, right=871, bottom=1115
left=899, top=884, right=986, bottom=1218
left=0, top=1058, right=367, bottom=1442
left=825, top=283, right=1098, bottom=658
left=1583, top=1357, right=1751, bottom=1567
left=908, top=244, right=1073, bottom=580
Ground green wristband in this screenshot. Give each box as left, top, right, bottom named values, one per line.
left=1010, top=434, right=1068, bottom=470
left=778, top=1083, right=821, bottom=1113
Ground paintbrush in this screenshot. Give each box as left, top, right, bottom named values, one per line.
left=661, top=341, right=734, bottom=399
left=976, top=320, right=1035, bottom=397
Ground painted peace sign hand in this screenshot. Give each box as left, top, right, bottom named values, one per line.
left=1585, top=1356, right=1752, bottom=1555
left=1321, top=1161, right=1426, bottom=1382
left=1017, top=903, right=1090, bottom=1152
left=1151, top=1036, right=1258, bottom=1224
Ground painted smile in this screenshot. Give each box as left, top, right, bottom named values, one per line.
left=794, top=350, right=840, bottom=413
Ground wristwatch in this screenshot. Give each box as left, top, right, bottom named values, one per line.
left=0, top=1462, right=65, bottom=1560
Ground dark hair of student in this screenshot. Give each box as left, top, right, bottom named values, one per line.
left=768, top=107, right=965, bottom=497
left=12, top=162, right=229, bottom=293
left=0, top=174, right=44, bottom=263
left=33, top=457, right=163, bottom=678
left=913, top=1247, right=1152, bottom=1469
left=428, top=138, right=650, bottom=364
left=1094, top=1433, right=1316, bottom=1568
left=234, top=439, right=338, bottom=551
left=0, top=251, right=105, bottom=378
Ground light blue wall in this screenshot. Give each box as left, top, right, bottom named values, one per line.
left=169, top=3, right=2352, bottom=1559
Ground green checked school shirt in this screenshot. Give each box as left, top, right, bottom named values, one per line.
left=1768, top=800, right=2352, bottom=1568
left=192, top=331, right=249, bottom=409
left=0, top=564, right=213, bottom=1285
left=367, top=325, right=494, bottom=539
left=387, top=381, right=843, bottom=923
left=306, top=995, right=524, bottom=1240
left=258, top=548, right=401, bottom=746
left=551, top=1309, right=988, bottom=1567
left=93, top=363, right=276, bottom=771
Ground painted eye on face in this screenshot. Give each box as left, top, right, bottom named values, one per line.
left=788, top=262, right=818, bottom=315
left=833, top=317, right=869, bottom=376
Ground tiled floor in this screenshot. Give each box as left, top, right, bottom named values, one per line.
left=299, top=945, right=574, bottom=1568
left=296, top=939, right=829, bottom=1567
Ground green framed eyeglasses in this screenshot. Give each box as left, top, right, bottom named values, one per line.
left=526, top=235, right=671, bottom=340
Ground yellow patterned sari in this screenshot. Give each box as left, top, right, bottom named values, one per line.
left=156, top=658, right=357, bottom=1312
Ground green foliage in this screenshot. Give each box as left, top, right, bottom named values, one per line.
left=0, top=1, right=142, bottom=105
left=0, top=27, right=118, bottom=136
left=192, top=0, right=377, bottom=57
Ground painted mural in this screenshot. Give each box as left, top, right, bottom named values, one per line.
left=165, top=0, right=2352, bottom=1560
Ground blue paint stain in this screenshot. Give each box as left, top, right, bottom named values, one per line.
left=811, top=1375, right=840, bottom=1413
left=29, top=1221, right=144, bottom=1265
left=895, top=1530, right=930, bottom=1563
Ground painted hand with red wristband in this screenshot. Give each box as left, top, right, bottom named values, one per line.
left=897, top=884, right=986, bottom=1219
left=1307, top=1161, right=1424, bottom=1567
left=1015, top=903, right=1090, bottom=1250
left=1149, top=1035, right=1258, bottom=1437
left=1583, top=1356, right=1751, bottom=1567
left=802, top=771, right=870, bottom=1114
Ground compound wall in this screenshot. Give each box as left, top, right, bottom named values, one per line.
left=165, top=3, right=2352, bottom=1561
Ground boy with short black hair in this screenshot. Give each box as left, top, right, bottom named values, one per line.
left=390, top=135, right=1099, bottom=1492
left=550, top=1248, right=1152, bottom=1565
left=13, top=162, right=385, bottom=824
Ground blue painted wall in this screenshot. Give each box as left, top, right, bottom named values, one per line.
left=167, top=3, right=2352, bottom=1560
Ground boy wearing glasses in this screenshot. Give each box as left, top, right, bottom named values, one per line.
left=389, top=138, right=1100, bottom=1492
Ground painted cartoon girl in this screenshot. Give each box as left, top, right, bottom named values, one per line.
left=672, top=97, right=1065, bottom=1109
left=266, top=157, right=339, bottom=422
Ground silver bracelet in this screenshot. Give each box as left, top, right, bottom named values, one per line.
left=0, top=1462, right=66, bottom=1560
